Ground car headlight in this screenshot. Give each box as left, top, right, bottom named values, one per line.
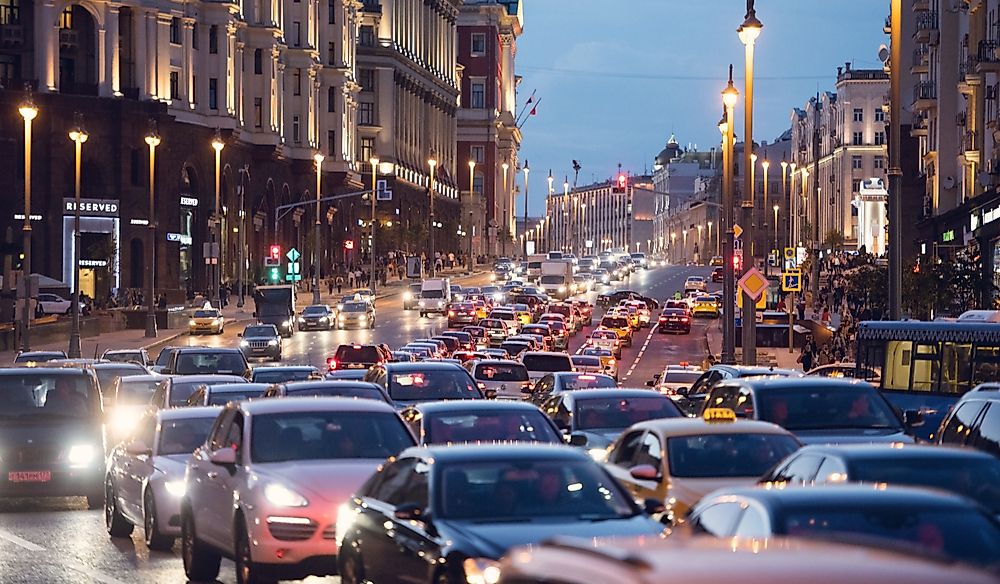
left=67, top=444, right=97, bottom=466
left=164, top=480, right=186, bottom=498
left=463, top=558, right=502, bottom=584
left=214, top=317, right=222, bottom=324
left=418, top=300, right=426, bottom=307
left=319, top=316, right=328, bottom=322
left=298, top=317, right=306, bottom=323
left=359, top=315, right=367, bottom=322
left=188, top=319, right=196, bottom=326
left=267, top=339, right=278, bottom=346
left=588, top=448, right=609, bottom=462
left=240, top=340, right=249, bottom=347
left=558, top=286, right=567, bottom=293
left=404, top=292, right=413, bottom=300
left=264, top=483, right=309, bottom=507
left=337, top=304, right=344, bottom=311
left=282, top=320, right=291, bottom=328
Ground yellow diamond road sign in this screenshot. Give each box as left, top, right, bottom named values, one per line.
left=738, top=267, right=769, bottom=301
left=733, top=223, right=743, bottom=239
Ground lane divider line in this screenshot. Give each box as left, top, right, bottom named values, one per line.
left=67, top=564, right=131, bottom=584
left=622, top=326, right=658, bottom=382
left=0, top=528, right=44, bottom=551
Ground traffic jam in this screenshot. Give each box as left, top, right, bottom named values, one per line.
left=1, top=250, right=998, bottom=583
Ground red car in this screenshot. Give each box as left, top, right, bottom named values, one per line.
left=447, top=302, right=478, bottom=327
left=711, top=267, right=724, bottom=283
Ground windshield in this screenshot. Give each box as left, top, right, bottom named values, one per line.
left=193, top=310, right=220, bottom=318
left=388, top=369, right=482, bottom=401
left=302, top=306, right=329, bottom=316
left=174, top=352, right=248, bottom=376
left=169, top=379, right=243, bottom=406
left=559, top=374, right=617, bottom=390
left=115, top=378, right=162, bottom=406
left=342, top=302, right=368, bottom=313
left=0, top=373, right=99, bottom=418
left=662, top=371, right=702, bottom=384
left=253, top=368, right=316, bottom=383
left=491, top=311, right=515, bottom=320
left=849, top=457, right=1000, bottom=514
left=575, top=396, right=679, bottom=431
left=474, top=363, right=529, bottom=382
left=601, top=317, right=629, bottom=329
left=158, top=416, right=217, bottom=455
left=436, top=460, right=635, bottom=521
left=522, top=354, right=573, bottom=372
left=754, top=385, right=901, bottom=431
left=424, top=410, right=561, bottom=444
left=422, top=289, right=444, bottom=299
left=334, top=346, right=381, bottom=363
left=243, top=326, right=277, bottom=337
left=285, top=384, right=387, bottom=402
left=778, top=508, right=1000, bottom=567
left=668, top=433, right=800, bottom=478
left=207, top=388, right=266, bottom=405
left=582, top=348, right=612, bottom=358
left=251, top=411, right=414, bottom=462
left=96, top=367, right=146, bottom=392
left=540, top=275, right=566, bottom=284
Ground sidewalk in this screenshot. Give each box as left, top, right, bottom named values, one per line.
left=705, top=320, right=803, bottom=371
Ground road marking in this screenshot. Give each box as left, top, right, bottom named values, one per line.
left=67, top=565, right=131, bottom=584
left=0, top=527, right=130, bottom=584
left=622, top=327, right=657, bottom=382
left=0, top=528, right=44, bottom=551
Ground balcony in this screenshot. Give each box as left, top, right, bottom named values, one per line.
left=913, top=80, right=938, bottom=111
left=914, top=11, right=938, bottom=44
left=964, top=130, right=981, bottom=164
left=960, top=56, right=981, bottom=93
left=977, top=39, right=1000, bottom=73
left=912, top=0, right=930, bottom=11
left=910, top=45, right=929, bottom=74
left=910, top=114, right=929, bottom=138
left=0, top=23, right=23, bottom=47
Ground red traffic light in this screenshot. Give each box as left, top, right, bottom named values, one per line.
left=269, top=245, right=281, bottom=260
left=344, top=240, right=355, bottom=250
left=618, top=174, right=627, bottom=188
left=613, top=173, right=628, bottom=193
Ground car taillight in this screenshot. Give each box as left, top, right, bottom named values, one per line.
left=658, top=316, right=667, bottom=322
left=609, top=358, right=616, bottom=365
left=448, top=311, right=456, bottom=316
left=681, top=317, right=690, bottom=322
left=477, top=382, right=486, bottom=389
left=327, top=358, right=338, bottom=370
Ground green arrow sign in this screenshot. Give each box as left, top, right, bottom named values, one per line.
left=286, top=247, right=301, bottom=262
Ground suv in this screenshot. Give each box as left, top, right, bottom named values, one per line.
left=159, top=347, right=251, bottom=378
left=520, top=351, right=574, bottom=385
left=102, top=349, right=150, bottom=367
left=239, top=324, right=283, bottom=361
left=467, top=359, right=531, bottom=400
left=327, top=344, right=389, bottom=371
left=937, top=383, right=1000, bottom=457
left=402, top=282, right=422, bottom=310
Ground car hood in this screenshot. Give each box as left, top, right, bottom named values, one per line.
left=442, top=515, right=662, bottom=558
left=0, top=415, right=103, bottom=455
left=253, top=459, right=383, bottom=504
left=570, top=429, right=623, bottom=448
left=154, top=454, right=192, bottom=478
left=792, top=427, right=914, bottom=445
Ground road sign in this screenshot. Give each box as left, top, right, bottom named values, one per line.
left=286, top=247, right=301, bottom=262
left=782, top=270, right=802, bottom=292
left=733, top=224, right=743, bottom=239
left=737, top=289, right=767, bottom=309
left=767, top=252, right=777, bottom=267
left=784, top=247, right=795, bottom=260
left=738, top=266, right=769, bottom=301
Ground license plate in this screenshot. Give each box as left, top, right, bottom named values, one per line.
left=8, top=471, right=51, bottom=483
left=345, top=364, right=365, bottom=369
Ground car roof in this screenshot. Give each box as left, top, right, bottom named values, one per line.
left=207, top=383, right=271, bottom=393
left=170, top=374, right=247, bottom=384
left=633, top=417, right=794, bottom=437
left=1, top=366, right=91, bottom=376
left=156, top=405, right=223, bottom=421
left=791, top=442, right=998, bottom=461
left=523, top=351, right=571, bottom=358
left=407, top=400, right=544, bottom=414
left=401, top=442, right=590, bottom=464
left=239, top=396, right=397, bottom=415
left=92, top=362, right=147, bottom=370
left=283, top=380, right=379, bottom=389
left=119, top=374, right=166, bottom=383
left=716, top=377, right=873, bottom=391
left=383, top=361, right=464, bottom=371
left=718, top=484, right=979, bottom=509
left=175, top=346, right=243, bottom=353
left=253, top=365, right=317, bottom=372
left=710, top=365, right=802, bottom=377
left=469, top=359, right=525, bottom=367
left=560, top=388, right=662, bottom=400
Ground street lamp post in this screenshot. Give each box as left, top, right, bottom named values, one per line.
left=428, top=150, right=438, bottom=276
left=773, top=204, right=780, bottom=252
left=211, top=133, right=225, bottom=309
left=370, top=155, right=380, bottom=295
left=682, top=229, right=688, bottom=262
left=696, top=224, right=703, bottom=262
left=738, top=1, right=763, bottom=366
left=18, top=98, right=37, bottom=351
left=237, top=165, right=248, bottom=308
left=522, top=160, right=530, bottom=258
left=468, top=159, right=476, bottom=274
left=888, top=0, right=902, bottom=318
left=708, top=220, right=715, bottom=258
left=144, top=123, right=160, bottom=338
left=722, top=67, right=739, bottom=365
left=790, top=162, right=797, bottom=244
left=67, top=118, right=88, bottom=358
left=313, top=153, right=324, bottom=305
left=762, top=157, right=770, bottom=274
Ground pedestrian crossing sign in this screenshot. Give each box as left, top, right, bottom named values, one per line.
left=782, top=270, right=802, bottom=292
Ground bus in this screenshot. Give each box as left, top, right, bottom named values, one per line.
left=855, top=321, right=1000, bottom=440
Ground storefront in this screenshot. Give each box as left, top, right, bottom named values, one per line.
left=62, top=198, right=120, bottom=301
left=854, top=178, right=888, bottom=256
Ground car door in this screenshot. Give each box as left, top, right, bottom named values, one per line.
left=938, top=400, right=987, bottom=447
left=971, top=403, right=1000, bottom=457
left=603, top=430, right=646, bottom=495
left=383, top=460, right=434, bottom=584
left=531, top=375, right=555, bottom=405
left=764, top=453, right=823, bottom=486
left=355, top=459, right=415, bottom=581
left=193, top=408, right=241, bottom=549
left=629, top=431, right=665, bottom=500
left=688, top=501, right=744, bottom=536
left=732, top=504, right=771, bottom=538
left=121, top=414, right=158, bottom=522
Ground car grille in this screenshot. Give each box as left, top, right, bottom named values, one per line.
left=247, top=340, right=272, bottom=349
left=16, top=446, right=61, bottom=465
left=267, top=519, right=318, bottom=541
left=321, top=524, right=337, bottom=540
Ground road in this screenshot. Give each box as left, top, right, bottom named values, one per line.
left=0, top=264, right=716, bottom=584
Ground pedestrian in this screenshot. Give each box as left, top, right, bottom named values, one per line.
left=327, top=277, right=335, bottom=296
left=336, top=275, right=344, bottom=294
left=701, top=353, right=718, bottom=370
left=347, top=271, right=355, bottom=289
left=798, top=334, right=816, bottom=372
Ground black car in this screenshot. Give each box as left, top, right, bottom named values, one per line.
left=297, top=304, right=335, bottom=331
left=13, top=350, right=68, bottom=364
left=262, top=380, right=392, bottom=403
left=336, top=445, right=666, bottom=584
left=539, top=388, right=683, bottom=451
left=529, top=372, right=618, bottom=405
left=399, top=401, right=563, bottom=445
left=363, top=361, right=485, bottom=406
left=328, top=344, right=390, bottom=371
left=159, top=347, right=251, bottom=378
left=0, top=367, right=104, bottom=508
left=711, top=267, right=724, bottom=283
left=440, top=330, right=475, bottom=352
left=761, top=443, right=1000, bottom=517
left=657, top=308, right=691, bottom=334
left=678, top=365, right=801, bottom=415
left=324, top=369, right=370, bottom=381
left=688, top=485, right=1000, bottom=568
left=597, top=290, right=659, bottom=310
left=150, top=375, right=248, bottom=409
left=937, top=383, right=1000, bottom=458
left=704, top=377, right=919, bottom=444
left=238, top=324, right=283, bottom=361
left=250, top=365, right=321, bottom=384
left=447, top=302, right=478, bottom=327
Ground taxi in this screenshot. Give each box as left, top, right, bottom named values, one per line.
left=692, top=297, right=720, bottom=318
left=622, top=300, right=651, bottom=327
left=614, top=305, right=641, bottom=330
left=188, top=304, right=224, bottom=335
left=581, top=346, right=618, bottom=379
left=602, top=408, right=801, bottom=521
left=511, top=304, right=534, bottom=326
left=586, top=328, right=622, bottom=359
left=473, top=299, right=489, bottom=320
left=598, top=314, right=633, bottom=347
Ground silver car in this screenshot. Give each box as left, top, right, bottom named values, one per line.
left=181, top=397, right=416, bottom=583
left=105, top=407, right=221, bottom=550
left=466, top=359, right=531, bottom=400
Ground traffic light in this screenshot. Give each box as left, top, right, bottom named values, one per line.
left=269, top=245, right=281, bottom=260
left=269, top=267, right=280, bottom=282
left=612, top=173, right=628, bottom=194
left=733, top=253, right=743, bottom=272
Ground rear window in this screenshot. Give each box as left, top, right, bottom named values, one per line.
left=662, top=371, right=702, bottom=384
left=560, top=374, right=617, bottom=390
left=491, top=311, right=515, bottom=320
left=592, top=331, right=617, bottom=340
left=252, top=368, right=317, bottom=383
left=284, top=383, right=388, bottom=403
left=443, top=331, right=473, bottom=343
left=474, top=363, right=529, bottom=382
left=601, top=317, right=629, bottom=328
left=521, top=354, right=573, bottom=372
left=174, top=351, right=248, bottom=375
left=424, top=410, right=561, bottom=444
left=575, top=396, right=680, bottom=431
left=571, top=356, right=602, bottom=368
left=115, top=378, right=162, bottom=406
left=207, top=388, right=266, bottom=405
left=388, top=369, right=482, bottom=401
left=335, top=345, right=382, bottom=363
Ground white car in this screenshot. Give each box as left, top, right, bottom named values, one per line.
left=37, top=292, right=72, bottom=315
left=684, top=276, right=707, bottom=292
left=466, top=359, right=532, bottom=400
left=105, top=407, right=222, bottom=550
left=180, top=397, right=416, bottom=583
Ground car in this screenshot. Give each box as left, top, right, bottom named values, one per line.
left=498, top=340, right=532, bottom=360
left=238, top=324, right=283, bottom=361
left=431, top=335, right=462, bottom=355
left=520, top=324, right=554, bottom=350
left=151, top=375, right=248, bottom=409
left=597, top=290, right=659, bottom=310
left=488, top=308, right=520, bottom=334
left=400, top=401, right=563, bottom=445
left=507, top=334, right=544, bottom=352
left=657, top=308, right=691, bottom=334
left=337, top=301, right=376, bottom=329
left=530, top=372, right=618, bottom=405
left=323, top=369, right=369, bottom=381
left=761, top=443, right=1000, bottom=516
left=102, top=349, right=151, bottom=367
left=413, top=338, right=450, bottom=357
left=466, top=359, right=531, bottom=400
left=591, top=267, right=611, bottom=285
left=250, top=365, right=321, bottom=384
left=604, top=409, right=801, bottom=520
left=540, top=388, right=683, bottom=453
left=160, top=347, right=251, bottom=378
left=683, top=276, right=707, bottom=293
left=402, top=282, right=422, bottom=310
left=461, top=325, right=489, bottom=349
left=262, top=380, right=392, bottom=403
left=587, top=328, right=622, bottom=358
left=510, top=305, right=534, bottom=326
left=327, top=344, right=390, bottom=371
left=692, top=297, right=720, bottom=318
left=806, top=362, right=881, bottom=384
left=363, top=361, right=485, bottom=406
left=687, top=485, right=1000, bottom=568
left=37, top=292, right=73, bottom=315
left=649, top=366, right=703, bottom=397
left=439, top=330, right=475, bottom=352
left=446, top=302, right=478, bottom=327
left=703, top=377, right=919, bottom=444
left=677, top=365, right=801, bottom=415
left=480, top=318, right=511, bottom=348
left=13, top=350, right=67, bottom=364
left=335, top=444, right=667, bottom=584
left=105, top=406, right=221, bottom=549
left=711, top=266, right=724, bottom=282
left=482, top=347, right=510, bottom=359
left=297, top=304, right=335, bottom=331
left=106, top=374, right=167, bottom=444
left=572, top=273, right=593, bottom=293
left=149, top=346, right=182, bottom=374
left=571, top=299, right=595, bottom=326
left=185, top=382, right=271, bottom=406
left=0, top=367, right=105, bottom=508
left=571, top=355, right=605, bottom=375
left=188, top=307, right=225, bottom=335
left=580, top=347, right=619, bottom=379
left=937, top=383, right=1000, bottom=457
left=709, top=255, right=724, bottom=266
left=521, top=351, right=574, bottom=385
left=180, top=397, right=417, bottom=583
left=599, top=314, right=633, bottom=347
left=88, top=362, right=151, bottom=403
left=398, top=345, right=433, bottom=360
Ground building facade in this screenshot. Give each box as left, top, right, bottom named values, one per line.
left=650, top=135, right=719, bottom=259
left=545, top=175, right=651, bottom=256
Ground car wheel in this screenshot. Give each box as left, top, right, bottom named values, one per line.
left=235, top=520, right=275, bottom=584
left=87, top=489, right=104, bottom=510
left=339, top=546, right=366, bottom=584
left=182, top=507, right=221, bottom=582
left=144, top=490, right=175, bottom=551
left=105, top=479, right=134, bottom=537
left=64, top=307, right=71, bottom=316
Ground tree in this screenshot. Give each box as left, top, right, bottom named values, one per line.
left=823, top=229, right=845, bottom=251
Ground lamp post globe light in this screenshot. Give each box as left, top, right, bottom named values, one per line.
left=369, top=155, right=380, bottom=296
left=313, top=153, right=324, bottom=305
left=144, top=124, right=160, bottom=339
left=468, top=159, right=476, bottom=273
left=738, top=1, right=762, bottom=366
left=521, top=160, right=530, bottom=258
left=67, top=118, right=88, bottom=358
left=721, top=66, right=740, bottom=365
left=428, top=150, right=438, bottom=277
left=18, top=98, right=38, bottom=351
left=211, top=133, right=225, bottom=309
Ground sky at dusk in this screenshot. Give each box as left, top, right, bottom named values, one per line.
left=515, top=0, right=889, bottom=215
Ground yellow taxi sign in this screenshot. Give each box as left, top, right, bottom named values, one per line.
left=703, top=408, right=737, bottom=423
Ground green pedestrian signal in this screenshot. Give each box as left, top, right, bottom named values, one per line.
left=269, top=267, right=280, bottom=282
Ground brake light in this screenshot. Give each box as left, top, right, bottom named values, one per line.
left=579, top=375, right=596, bottom=380
left=658, top=316, right=667, bottom=322
left=477, top=382, right=486, bottom=389
left=448, top=311, right=455, bottom=316
left=327, top=358, right=338, bottom=370
left=608, top=358, right=616, bottom=365
left=681, top=317, right=689, bottom=322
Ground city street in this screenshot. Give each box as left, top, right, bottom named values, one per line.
left=0, top=265, right=715, bottom=584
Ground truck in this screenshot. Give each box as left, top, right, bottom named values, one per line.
left=252, top=284, right=296, bottom=337
left=525, top=254, right=546, bottom=282
left=418, top=278, right=451, bottom=317
left=539, top=260, right=574, bottom=300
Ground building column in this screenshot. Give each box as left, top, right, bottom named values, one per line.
left=276, top=61, right=286, bottom=138
left=235, top=40, right=245, bottom=124
left=132, top=9, right=148, bottom=98
left=156, top=14, right=171, bottom=100
left=144, top=12, right=157, bottom=98
left=224, top=23, right=236, bottom=115
left=104, top=5, right=120, bottom=96
left=269, top=47, right=280, bottom=131
left=34, top=0, right=56, bottom=91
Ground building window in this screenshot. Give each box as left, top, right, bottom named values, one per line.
left=169, top=71, right=179, bottom=100
left=253, top=49, right=262, bottom=74
left=874, top=156, right=885, bottom=169
left=0, top=0, right=20, bottom=25
left=473, top=172, right=484, bottom=195
left=0, top=54, right=19, bottom=86
left=328, top=41, right=337, bottom=65
left=59, top=6, right=72, bottom=29
left=471, top=145, right=485, bottom=163
left=470, top=81, right=486, bottom=109
left=852, top=155, right=862, bottom=170
left=208, top=77, right=218, bottom=109
left=328, top=86, right=336, bottom=112
left=170, top=17, right=181, bottom=44
left=292, top=114, right=301, bottom=143
left=328, top=0, right=336, bottom=24
left=209, top=25, right=218, bottom=54
left=360, top=137, right=375, bottom=163
left=254, top=97, right=262, bottom=127
left=293, top=21, right=301, bottom=47
left=359, top=101, right=375, bottom=125
left=192, top=23, right=199, bottom=49
left=852, top=108, right=863, bottom=122
left=874, top=107, right=885, bottom=122
left=852, top=179, right=861, bottom=192
left=359, top=25, right=375, bottom=47
left=293, top=68, right=301, bottom=95
left=471, top=33, right=486, bottom=56
left=852, top=131, right=863, bottom=146
left=130, top=148, right=140, bottom=186
left=359, top=68, right=375, bottom=91
left=328, top=130, right=336, bottom=156
left=874, top=131, right=886, bottom=145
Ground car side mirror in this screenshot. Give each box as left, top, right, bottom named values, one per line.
left=126, top=440, right=152, bottom=457
left=676, top=386, right=689, bottom=396
left=237, top=332, right=243, bottom=337
left=568, top=433, right=587, bottom=447
left=209, top=447, right=237, bottom=466
left=629, top=464, right=661, bottom=481
left=484, top=388, right=498, bottom=400
left=645, top=380, right=655, bottom=387
left=394, top=502, right=428, bottom=522
left=903, top=409, right=925, bottom=428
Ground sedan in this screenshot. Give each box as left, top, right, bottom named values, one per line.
left=250, top=365, right=321, bottom=384
left=297, top=305, right=335, bottom=331
left=105, top=407, right=220, bottom=550
left=467, top=359, right=531, bottom=400
left=580, top=347, right=619, bottom=379
left=657, top=308, right=691, bottom=334
left=530, top=372, right=618, bottom=405
left=400, top=401, right=563, bottom=445
left=185, top=382, right=271, bottom=406
left=188, top=307, right=224, bottom=335
left=336, top=445, right=667, bottom=584
left=540, top=389, right=683, bottom=453
left=37, top=292, right=73, bottom=315
left=337, top=301, right=376, bottom=329
left=446, top=302, right=478, bottom=327
left=262, top=380, right=392, bottom=403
